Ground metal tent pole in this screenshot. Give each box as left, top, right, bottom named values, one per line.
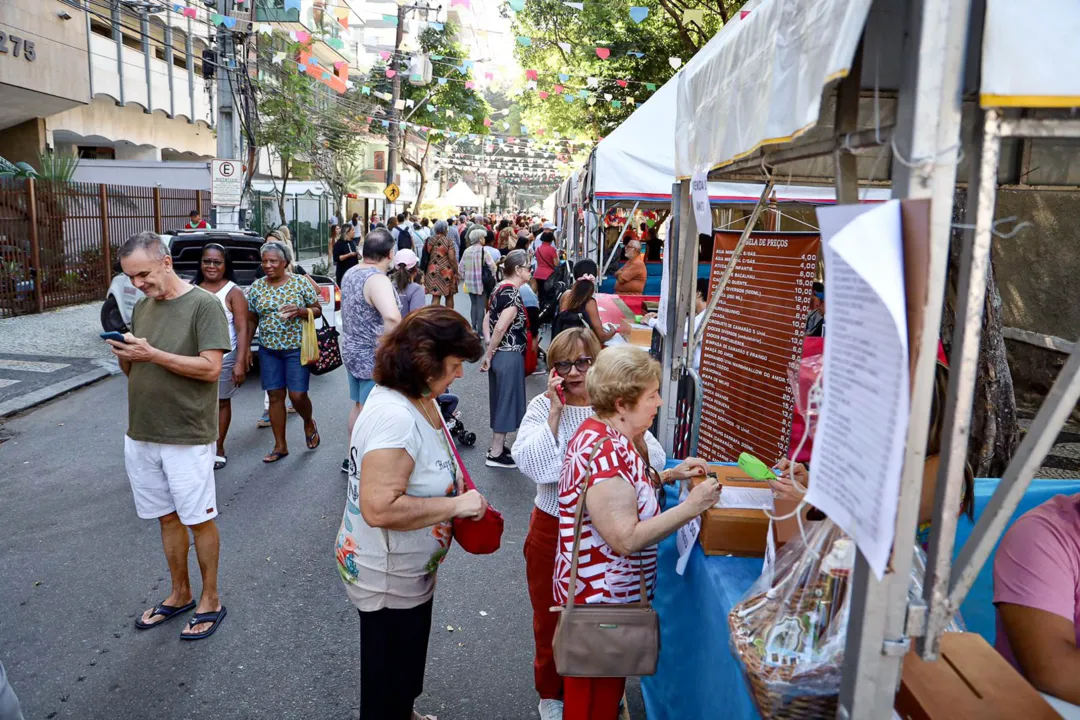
left=666, top=179, right=699, bottom=454
left=918, top=107, right=1001, bottom=655
left=838, top=0, right=975, bottom=715
left=920, top=113, right=1080, bottom=654
left=601, top=201, right=641, bottom=280
left=947, top=343, right=1080, bottom=608
left=658, top=183, right=683, bottom=453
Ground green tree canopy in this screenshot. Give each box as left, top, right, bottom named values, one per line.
left=511, top=0, right=743, bottom=139
left=366, top=22, right=491, bottom=205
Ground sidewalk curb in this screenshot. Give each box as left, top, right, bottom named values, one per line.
left=0, top=366, right=115, bottom=418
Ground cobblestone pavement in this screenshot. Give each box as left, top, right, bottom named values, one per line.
left=1018, top=405, right=1080, bottom=479
left=0, top=302, right=119, bottom=417
left=0, top=302, right=113, bottom=360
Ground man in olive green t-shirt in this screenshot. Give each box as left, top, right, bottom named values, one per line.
left=107, top=231, right=232, bottom=641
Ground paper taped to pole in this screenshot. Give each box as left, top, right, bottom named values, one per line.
left=806, top=201, right=910, bottom=579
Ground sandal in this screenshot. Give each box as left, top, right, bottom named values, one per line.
left=134, top=599, right=196, bottom=630
left=179, top=606, right=227, bottom=641
left=263, top=450, right=289, bottom=463
left=305, top=421, right=321, bottom=450
left=214, top=455, right=227, bottom=470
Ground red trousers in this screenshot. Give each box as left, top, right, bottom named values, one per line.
left=525, top=507, right=627, bottom=719
left=523, top=507, right=563, bottom=700
left=563, top=677, right=627, bottom=720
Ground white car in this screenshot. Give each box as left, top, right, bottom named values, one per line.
left=101, top=230, right=339, bottom=356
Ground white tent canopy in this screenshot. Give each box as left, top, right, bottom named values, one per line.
left=592, top=76, right=684, bottom=204
left=981, top=0, right=1080, bottom=108
left=591, top=57, right=889, bottom=206
left=671, top=0, right=1079, bottom=175
left=541, top=188, right=557, bottom=220
left=439, top=181, right=482, bottom=209
left=674, top=0, right=872, bottom=177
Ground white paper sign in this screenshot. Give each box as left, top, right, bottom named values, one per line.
left=211, top=159, right=243, bottom=207
left=675, top=483, right=700, bottom=575
left=654, top=218, right=672, bottom=337
left=806, top=201, right=910, bottom=580
left=690, top=170, right=712, bottom=237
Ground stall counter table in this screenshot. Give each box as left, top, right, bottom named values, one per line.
left=641, top=477, right=1080, bottom=720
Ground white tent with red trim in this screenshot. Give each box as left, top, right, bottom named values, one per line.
left=590, top=73, right=889, bottom=208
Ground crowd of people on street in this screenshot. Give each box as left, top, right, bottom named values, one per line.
left=86, top=206, right=715, bottom=720
left=13, top=203, right=1066, bottom=720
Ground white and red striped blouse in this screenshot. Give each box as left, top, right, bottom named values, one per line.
left=553, top=417, right=660, bottom=605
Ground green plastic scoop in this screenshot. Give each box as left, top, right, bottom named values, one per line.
left=738, top=452, right=777, bottom=482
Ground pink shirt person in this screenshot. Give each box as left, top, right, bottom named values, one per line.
left=993, top=493, right=1080, bottom=671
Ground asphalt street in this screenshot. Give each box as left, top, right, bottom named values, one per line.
left=0, top=299, right=649, bottom=720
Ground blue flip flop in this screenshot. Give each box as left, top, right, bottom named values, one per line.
left=134, top=600, right=196, bottom=630
left=180, top=606, right=227, bottom=641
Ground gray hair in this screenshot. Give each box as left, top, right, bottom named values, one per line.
left=503, top=249, right=530, bottom=278
left=468, top=227, right=487, bottom=246
left=472, top=214, right=484, bottom=225
left=433, top=220, right=449, bottom=235
left=119, top=231, right=167, bottom=261
left=260, top=241, right=291, bottom=264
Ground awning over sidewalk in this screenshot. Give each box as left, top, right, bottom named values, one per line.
left=980, top=0, right=1080, bottom=108
left=674, top=0, right=872, bottom=178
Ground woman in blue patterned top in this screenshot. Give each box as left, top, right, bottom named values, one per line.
left=246, top=242, right=322, bottom=463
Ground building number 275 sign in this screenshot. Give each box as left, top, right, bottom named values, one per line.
left=0, top=31, right=37, bottom=62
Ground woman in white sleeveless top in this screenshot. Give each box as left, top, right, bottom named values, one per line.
left=196, top=244, right=249, bottom=470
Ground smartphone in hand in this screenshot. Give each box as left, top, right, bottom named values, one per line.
left=100, top=331, right=127, bottom=343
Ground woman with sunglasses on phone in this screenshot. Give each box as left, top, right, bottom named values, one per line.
left=510, top=328, right=667, bottom=720
left=195, top=244, right=248, bottom=470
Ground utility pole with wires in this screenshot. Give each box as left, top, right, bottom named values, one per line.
left=385, top=1, right=438, bottom=215
left=215, top=0, right=243, bottom=229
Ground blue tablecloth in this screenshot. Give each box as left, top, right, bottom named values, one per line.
left=641, top=476, right=1080, bottom=720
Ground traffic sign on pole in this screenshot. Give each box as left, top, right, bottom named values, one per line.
left=211, top=159, right=243, bottom=206
left=383, top=183, right=401, bottom=203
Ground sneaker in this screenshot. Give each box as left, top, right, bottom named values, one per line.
left=341, top=458, right=350, bottom=474
left=538, top=699, right=564, bottom=720
left=485, top=450, right=516, bottom=469
left=257, top=412, right=271, bottom=428
left=286, top=403, right=297, bottom=414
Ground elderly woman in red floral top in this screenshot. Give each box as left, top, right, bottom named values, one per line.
left=554, top=346, right=718, bottom=720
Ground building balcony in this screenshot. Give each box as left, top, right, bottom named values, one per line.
left=255, top=0, right=351, bottom=61
left=87, top=34, right=213, bottom=126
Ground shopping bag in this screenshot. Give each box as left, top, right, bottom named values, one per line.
left=309, top=316, right=343, bottom=375
left=300, top=309, right=320, bottom=366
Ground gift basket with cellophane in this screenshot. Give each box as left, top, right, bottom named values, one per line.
left=728, top=519, right=964, bottom=719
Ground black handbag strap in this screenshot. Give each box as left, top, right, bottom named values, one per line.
left=564, top=436, right=650, bottom=613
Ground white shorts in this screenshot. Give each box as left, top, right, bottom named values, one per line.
left=124, top=437, right=218, bottom=526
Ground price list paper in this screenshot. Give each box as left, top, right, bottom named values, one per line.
left=697, top=231, right=820, bottom=463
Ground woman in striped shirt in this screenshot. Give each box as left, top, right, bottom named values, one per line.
left=513, top=328, right=666, bottom=720
left=553, top=345, right=719, bottom=720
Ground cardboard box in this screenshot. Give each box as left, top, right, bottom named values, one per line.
left=895, top=632, right=1058, bottom=720
left=690, top=466, right=802, bottom=557
left=627, top=323, right=653, bottom=348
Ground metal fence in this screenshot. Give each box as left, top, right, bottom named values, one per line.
left=0, top=178, right=210, bottom=318
left=248, top=190, right=331, bottom=262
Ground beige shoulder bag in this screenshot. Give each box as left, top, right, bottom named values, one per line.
left=552, top=440, right=661, bottom=678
